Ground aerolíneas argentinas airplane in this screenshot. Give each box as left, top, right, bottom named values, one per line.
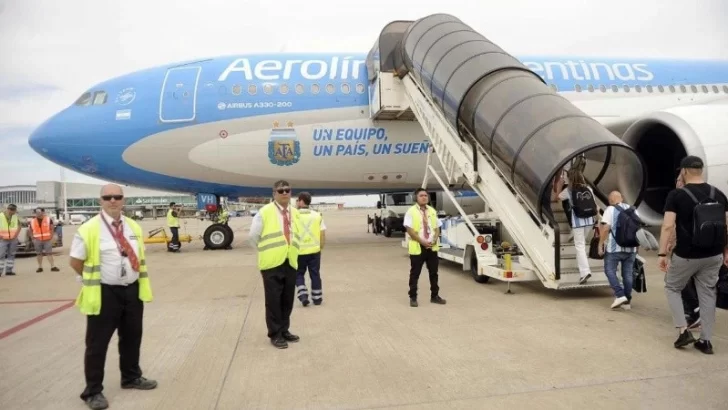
left=28, top=48, right=728, bottom=229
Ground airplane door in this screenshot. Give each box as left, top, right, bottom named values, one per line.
left=159, top=66, right=201, bottom=123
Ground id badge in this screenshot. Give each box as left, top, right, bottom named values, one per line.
left=121, top=265, right=127, bottom=278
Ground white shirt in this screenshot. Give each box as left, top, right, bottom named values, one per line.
left=248, top=201, right=298, bottom=248
left=403, top=205, right=443, bottom=244
left=601, top=203, right=639, bottom=254
left=70, top=210, right=141, bottom=286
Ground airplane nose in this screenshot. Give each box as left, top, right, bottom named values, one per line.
left=28, top=116, right=56, bottom=156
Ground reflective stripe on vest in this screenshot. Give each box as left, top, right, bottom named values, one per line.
left=257, top=203, right=301, bottom=271
left=0, top=213, right=19, bottom=240
left=167, top=209, right=179, bottom=227
left=74, top=215, right=153, bottom=315
left=298, top=209, right=322, bottom=255
left=406, top=204, right=440, bottom=255
left=31, top=216, right=53, bottom=241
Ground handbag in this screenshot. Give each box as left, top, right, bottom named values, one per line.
left=633, top=256, right=647, bottom=293
left=588, top=226, right=603, bottom=260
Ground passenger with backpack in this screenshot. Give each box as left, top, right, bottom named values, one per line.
left=553, top=167, right=598, bottom=285
left=658, top=156, right=728, bottom=354
left=598, top=190, right=640, bottom=309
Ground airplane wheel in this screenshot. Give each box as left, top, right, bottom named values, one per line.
left=471, top=252, right=489, bottom=283
left=222, top=224, right=234, bottom=249
left=203, top=224, right=232, bottom=250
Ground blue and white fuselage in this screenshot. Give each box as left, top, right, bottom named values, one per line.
left=27, top=52, right=728, bottom=221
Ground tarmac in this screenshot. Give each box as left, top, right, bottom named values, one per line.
left=0, top=208, right=727, bottom=409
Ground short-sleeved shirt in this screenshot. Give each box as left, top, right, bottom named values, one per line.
left=664, top=182, right=728, bottom=259
left=404, top=206, right=443, bottom=243
left=601, top=203, right=639, bottom=254
left=559, top=186, right=596, bottom=228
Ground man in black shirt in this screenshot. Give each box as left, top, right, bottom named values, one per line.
left=658, top=155, right=728, bottom=354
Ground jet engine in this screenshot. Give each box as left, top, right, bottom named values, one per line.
left=620, top=104, right=728, bottom=227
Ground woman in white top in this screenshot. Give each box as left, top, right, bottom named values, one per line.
left=552, top=167, right=597, bottom=284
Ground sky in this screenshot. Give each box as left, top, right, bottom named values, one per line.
left=1, top=0, right=728, bottom=206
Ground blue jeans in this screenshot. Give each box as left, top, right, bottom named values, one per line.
left=604, top=252, right=636, bottom=300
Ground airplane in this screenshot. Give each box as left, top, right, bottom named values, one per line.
left=27, top=23, right=728, bottom=250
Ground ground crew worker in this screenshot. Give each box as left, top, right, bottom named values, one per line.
left=404, top=188, right=447, bottom=307
left=31, top=207, right=59, bottom=272
left=295, top=192, right=326, bottom=306
left=248, top=180, right=302, bottom=349
left=167, top=202, right=180, bottom=252
left=0, top=203, right=19, bottom=276
left=69, top=184, right=157, bottom=410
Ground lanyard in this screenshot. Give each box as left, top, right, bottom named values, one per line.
left=100, top=214, right=128, bottom=258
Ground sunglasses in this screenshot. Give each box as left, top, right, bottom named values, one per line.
left=276, top=188, right=291, bottom=194
left=101, top=195, right=124, bottom=201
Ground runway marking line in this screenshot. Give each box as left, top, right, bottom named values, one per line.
left=0, top=299, right=75, bottom=341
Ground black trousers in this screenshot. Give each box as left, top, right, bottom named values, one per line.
left=80, top=281, right=144, bottom=400
left=169, top=227, right=180, bottom=250
left=409, top=248, right=440, bottom=299
left=261, top=260, right=297, bottom=338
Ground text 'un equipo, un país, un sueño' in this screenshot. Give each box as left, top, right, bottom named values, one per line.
left=311, top=127, right=430, bottom=157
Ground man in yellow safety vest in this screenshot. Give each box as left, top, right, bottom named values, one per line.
left=69, top=183, right=157, bottom=410
left=166, top=202, right=181, bottom=252
left=404, top=188, right=447, bottom=307
left=248, top=179, right=302, bottom=349
left=31, top=207, right=60, bottom=272
left=0, top=203, right=19, bottom=276
left=295, top=191, right=326, bottom=306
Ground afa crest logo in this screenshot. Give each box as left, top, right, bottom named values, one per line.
left=268, top=121, right=301, bottom=166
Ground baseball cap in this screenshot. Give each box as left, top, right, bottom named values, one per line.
left=678, top=155, right=704, bottom=170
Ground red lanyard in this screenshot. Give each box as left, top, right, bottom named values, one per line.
left=100, top=214, right=127, bottom=257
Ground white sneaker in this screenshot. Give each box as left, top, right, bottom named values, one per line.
left=620, top=303, right=631, bottom=310
left=611, top=296, right=629, bottom=309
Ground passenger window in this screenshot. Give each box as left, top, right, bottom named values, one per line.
left=712, top=85, right=719, bottom=93
left=325, top=84, right=335, bottom=94
left=724, top=86, right=728, bottom=93
left=279, top=84, right=289, bottom=94
left=248, top=84, right=257, bottom=95
left=75, top=92, right=92, bottom=106
left=611, top=85, right=618, bottom=92
left=701, top=85, right=708, bottom=93
left=574, top=84, right=582, bottom=92
left=295, top=84, right=304, bottom=94
left=356, top=83, right=366, bottom=94
left=646, top=85, right=653, bottom=93
left=658, top=85, right=665, bottom=93
left=263, top=84, right=273, bottom=94
left=635, top=85, right=642, bottom=92
left=92, top=91, right=107, bottom=105
left=311, top=84, right=320, bottom=94
left=680, top=85, right=687, bottom=93
left=623, top=85, right=630, bottom=92
left=587, top=84, right=594, bottom=92
left=669, top=85, right=676, bottom=93
left=341, top=83, right=351, bottom=94
left=690, top=85, right=697, bottom=93
left=599, top=85, right=606, bottom=92
left=232, top=85, right=241, bottom=95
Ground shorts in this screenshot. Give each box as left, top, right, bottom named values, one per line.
left=33, top=240, right=53, bottom=254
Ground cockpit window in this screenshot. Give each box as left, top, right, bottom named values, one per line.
left=75, top=92, right=92, bottom=106
left=92, top=91, right=107, bottom=105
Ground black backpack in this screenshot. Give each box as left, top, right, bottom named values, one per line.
left=570, top=185, right=598, bottom=218
left=680, top=185, right=727, bottom=248
left=611, top=204, right=641, bottom=247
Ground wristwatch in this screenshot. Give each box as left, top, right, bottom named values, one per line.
left=657, top=253, right=666, bottom=257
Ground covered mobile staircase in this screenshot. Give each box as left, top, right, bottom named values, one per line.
left=366, top=14, right=648, bottom=289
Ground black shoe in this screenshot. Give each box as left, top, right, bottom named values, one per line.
left=313, top=300, right=322, bottom=305
left=282, top=331, right=299, bottom=343
left=271, top=336, right=288, bottom=349
left=410, top=298, right=418, bottom=307
left=121, top=376, right=158, bottom=390
left=5, top=271, right=15, bottom=276
left=694, top=339, right=714, bottom=354
left=37, top=268, right=43, bottom=273
left=51, top=266, right=60, bottom=272
left=431, top=296, right=447, bottom=305
left=84, top=393, right=109, bottom=410
left=579, top=273, right=591, bottom=284
left=674, top=329, right=696, bottom=348
left=302, top=300, right=310, bottom=307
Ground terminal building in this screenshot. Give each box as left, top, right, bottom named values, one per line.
left=1, top=181, right=196, bottom=220
left=1, top=182, right=346, bottom=220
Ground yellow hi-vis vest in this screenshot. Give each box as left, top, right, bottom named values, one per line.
left=298, top=208, right=322, bottom=255
left=74, top=215, right=153, bottom=315
left=0, top=212, right=19, bottom=240
left=167, top=209, right=179, bottom=227
left=257, top=202, right=301, bottom=270
left=406, top=204, right=440, bottom=255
